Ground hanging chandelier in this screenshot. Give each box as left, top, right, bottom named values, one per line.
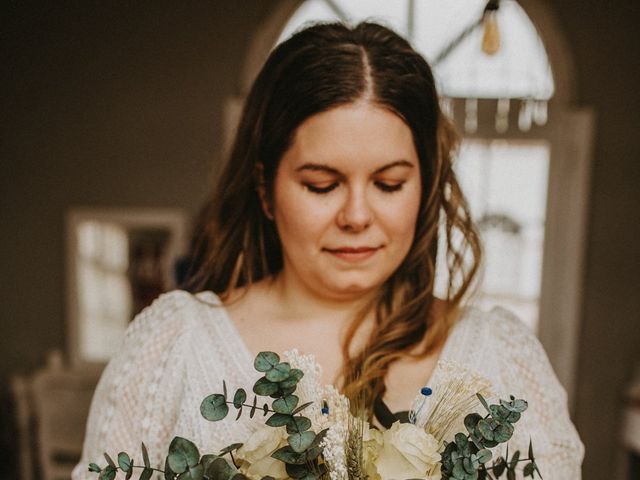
left=433, top=0, right=550, bottom=134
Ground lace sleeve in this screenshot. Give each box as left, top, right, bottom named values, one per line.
left=71, top=291, right=194, bottom=480
left=490, top=307, right=584, bottom=479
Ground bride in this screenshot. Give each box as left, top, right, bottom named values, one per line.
left=73, top=22, right=583, bottom=479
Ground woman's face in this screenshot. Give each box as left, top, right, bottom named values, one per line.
left=268, top=101, right=422, bottom=301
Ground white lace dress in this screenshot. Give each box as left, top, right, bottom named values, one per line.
left=71, top=290, right=584, bottom=479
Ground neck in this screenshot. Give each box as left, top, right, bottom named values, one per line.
left=268, top=271, right=378, bottom=326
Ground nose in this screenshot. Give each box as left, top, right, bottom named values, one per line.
left=337, top=185, right=373, bottom=232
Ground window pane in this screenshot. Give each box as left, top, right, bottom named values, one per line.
left=455, top=139, right=550, bottom=330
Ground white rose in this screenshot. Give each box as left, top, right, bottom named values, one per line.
left=362, top=423, right=384, bottom=480
left=375, top=422, right=441, bottom=480
left=236, top=425, right=288, bottom=480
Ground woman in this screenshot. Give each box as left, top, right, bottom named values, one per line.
left=73, top=22, right=583, bottom=479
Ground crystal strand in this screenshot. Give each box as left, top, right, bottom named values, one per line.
left=440, top=96, right=454, bottom=121
left=534, top=99, right=548, bottom=126
left=465, top=98, right=478, bottom=134
left=518, top=98, right=533, bottom=131
left=495, top=97, right=510, bottom=133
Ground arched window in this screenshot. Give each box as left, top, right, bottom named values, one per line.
left=277, top=0, right=556, bottom=331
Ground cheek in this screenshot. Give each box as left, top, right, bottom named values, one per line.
left=272, top=185, right=333, bottom=248
left=382, top=188, right=422, bottom=242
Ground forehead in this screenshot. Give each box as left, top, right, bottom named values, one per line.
left=282, top=102, right=418, bottom=171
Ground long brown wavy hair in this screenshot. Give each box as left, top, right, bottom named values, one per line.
left=186, top=22, right=482, bottom=415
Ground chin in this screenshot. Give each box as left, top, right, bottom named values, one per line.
left=325, top=277, right=384, bottom=298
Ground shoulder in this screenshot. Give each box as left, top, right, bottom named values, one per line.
left=116, top=289, right=230, bottom=359
left=450, top=304, right=538, bottom=349
left=445, top=305, right=548, bottom=388
left=126, top=289, right=223, bottom=333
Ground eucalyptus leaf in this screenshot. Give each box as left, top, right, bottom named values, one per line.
left=493, top=457, right=506, bottom=476
left=103, top=453, right=116, bottom=468
left=201, top=394, right=230, bottom=421
left=250, top=396, right=257, bottom=418
left=98, top=466, right=116, bottom=480
left=219, top=443, right=243, bottom=456
left=455, top=433, right=468, bottom=449
left=233, top=389, right=247, bottom=409
left=168, top=437, right=200, bottom=473
left=286, top=416, right=311, bottom=433
left=265, top=362, right=291, bottom=382
left=140, top=467, right=153, bottom=480
left=142, top=442, right=151, bottom=468
left=511, top=399, right=528, bottom=413
left=505, top=411, right=521, bottom=423
left=462, top=457, right=474, bottom=474
left=180, top=463, right=204, bottom=480
left=494, top=423, right=514, bottom=443
left=278, top=386, right=296, bottom=398
left=476, top=393, right=490, bottom=413
left=477, top=449, right=492, bottom=464
left=452, top=461, right=466, bottom=479
left=273, top=395, right=299, bottom=414
left=253, top=377, right=279, bottom=396
left=508, top=450, right=520, bottom=470
left=464, top=413, right=482, bottom=434
left=117, top=452, right=131, bottom=472
left=477, top=419, right=494, bottom=441
left=254, top=352, right=280, bottom=372
left=200, top=454, right=219, bottom=472
left=285, top=463, right=310, bottom=479
left=271, top=445, right=307, bottom=465
left=165, top=455, right=177, bottom=480
left=279, top=368, right=304, bottom=389
left=291, top=401, right=314, bottom=415
left=523, top=463, right=535, bottom=477
left=266, top=413, right=291, bottom=427
left=288, top=431, right=316, bottom=453
left=490, top=405, right=510, bottom=421
left=88, top=463, right=101, bottom=473
left=205, top=457, right=237, bottom=480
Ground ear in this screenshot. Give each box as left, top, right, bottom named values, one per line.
left=255, top=163, right=274, bottom=220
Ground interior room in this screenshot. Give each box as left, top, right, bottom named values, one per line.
left=1, top=1, right=639, bottom=479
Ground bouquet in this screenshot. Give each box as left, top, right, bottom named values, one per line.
left=89, top=350, right=542, bottom=480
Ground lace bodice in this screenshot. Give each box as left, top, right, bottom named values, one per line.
left=72, top=290, right=584, bottom=479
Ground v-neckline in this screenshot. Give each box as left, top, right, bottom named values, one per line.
left=201, top=290, right=463, bottom=420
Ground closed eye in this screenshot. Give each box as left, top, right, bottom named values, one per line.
left=375, top=181, right=405, bottom=193
left=304, top=182, right=338, bottom=194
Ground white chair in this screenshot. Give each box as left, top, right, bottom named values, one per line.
left=11, top=353, right=100, bottom=480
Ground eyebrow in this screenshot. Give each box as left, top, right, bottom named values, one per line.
left=295, top=160, right=415, bottom=175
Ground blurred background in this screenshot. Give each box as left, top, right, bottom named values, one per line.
left=1, top=1, right=639, bottom=479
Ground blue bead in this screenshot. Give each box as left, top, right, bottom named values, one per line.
left=420, top=387, right=433, bottom=396
left=321, top=407, right=329, bottom=415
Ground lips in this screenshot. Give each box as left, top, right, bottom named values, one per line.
left=324, top=246, right=381, bottom=262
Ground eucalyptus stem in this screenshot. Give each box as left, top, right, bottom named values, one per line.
left=223, top=400, right=278, bottom=414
